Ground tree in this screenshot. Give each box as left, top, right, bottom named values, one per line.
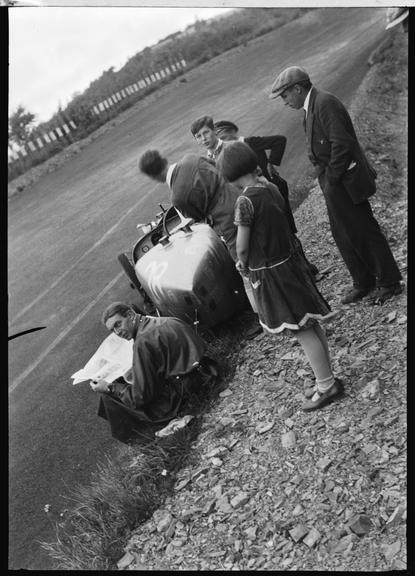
left=9, top=105, right=36, bottom=147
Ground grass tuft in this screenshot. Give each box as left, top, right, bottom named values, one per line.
left=40, top=325, right=242, bottom=569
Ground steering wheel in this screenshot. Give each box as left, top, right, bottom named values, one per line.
left=162, top=205, right=182, bottom=236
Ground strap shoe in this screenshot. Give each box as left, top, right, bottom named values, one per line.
left=302, top=378, right=345, bottom=412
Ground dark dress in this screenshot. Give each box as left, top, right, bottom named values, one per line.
left=234, top=181, right=335, bottom=334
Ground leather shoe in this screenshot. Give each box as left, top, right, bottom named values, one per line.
left=369, top=283, right=403, bottom=305
left=302, top=378, right=345, bottom=412
left=341, top=286, right=374, bottom=304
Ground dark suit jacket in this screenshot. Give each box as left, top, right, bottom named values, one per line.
left=305, top=87, right=377, bottom=204
left=244, top=135, right=287, bottom=180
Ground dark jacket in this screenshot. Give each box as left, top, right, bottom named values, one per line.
left=244, top=135, right=287, bottom=179
left=97, top=315, right=206, bottom=441
left=170, top=154, right=240, bottom=260
left=243, top=135, right=295, bottom=233
left=305, top=87, right=377, bottom=204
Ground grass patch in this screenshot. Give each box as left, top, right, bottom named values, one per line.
left=40, top=318, right=248, bottom=569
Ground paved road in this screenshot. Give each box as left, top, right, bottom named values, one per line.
left=8, top=8, right=386, bottom=569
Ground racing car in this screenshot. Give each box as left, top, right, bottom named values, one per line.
left=118, top=204, right=247, bottom=327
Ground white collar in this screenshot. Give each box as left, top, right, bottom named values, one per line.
left=166, top=163, right=177, bottom=189
left=303, top=88, right=312, bottom=117
left=215, top=138, right=224, bottom=151
left=207, top=138, right=224, bottom=158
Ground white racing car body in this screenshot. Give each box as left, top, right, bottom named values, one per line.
left=121, top=205, right=247, bottom=327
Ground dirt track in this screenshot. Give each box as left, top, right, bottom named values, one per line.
left=8, top=8, right=388, bottom=569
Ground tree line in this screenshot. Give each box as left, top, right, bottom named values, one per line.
left=8, top=7, right=311, bottom=181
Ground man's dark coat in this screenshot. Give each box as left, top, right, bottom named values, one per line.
left=303, top=87, right=401, bottom=289
left=98, top=316, right=208, bottom=442
left=305, top=88, right=377, bottom=204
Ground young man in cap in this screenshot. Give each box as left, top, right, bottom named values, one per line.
left=269, top=66, right=402, bottom=305
left=214, top=119, right=318, bottom=276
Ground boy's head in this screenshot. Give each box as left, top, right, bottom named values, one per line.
left=216, top=141, right=258, bottom=183
left=190, top=115, right=218, bottom=151
left=214, top=120, right=239, bottom=142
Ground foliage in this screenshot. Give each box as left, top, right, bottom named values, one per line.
left=9, top=105, right=36, bottom=146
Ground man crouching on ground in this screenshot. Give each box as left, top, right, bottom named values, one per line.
left=90, top=302, right=218, bottom=442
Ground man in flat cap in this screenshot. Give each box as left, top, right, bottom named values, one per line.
left=269, top=66, right=402, bottom=305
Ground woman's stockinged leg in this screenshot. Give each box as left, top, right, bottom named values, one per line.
left=312, top=322, right=332, bottom=373
left=295, top=325, right=334, bottom=393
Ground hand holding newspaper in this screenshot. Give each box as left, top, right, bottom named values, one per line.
left=71, top=332, right=133, bottom=385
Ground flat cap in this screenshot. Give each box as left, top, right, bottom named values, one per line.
left=214, top=120, right=239, bottom=133
left=269, top=66, right=310, bottom=99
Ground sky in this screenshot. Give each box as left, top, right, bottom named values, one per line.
left=8, top=6, right=234, bottom=124
left=8, top=1, right=410, bottom=125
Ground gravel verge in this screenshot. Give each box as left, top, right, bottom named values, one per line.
left=117, top=28, right=407, bottom=572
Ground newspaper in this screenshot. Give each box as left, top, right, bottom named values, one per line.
left=71, top=332, right=133, bottom=385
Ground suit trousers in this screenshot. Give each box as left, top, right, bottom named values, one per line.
left=318, top=173, right=402, bottom=289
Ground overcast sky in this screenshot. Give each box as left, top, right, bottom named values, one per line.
left=8, top=1, right=409, bottom=124
left=8, top=6, right=234, bottom=123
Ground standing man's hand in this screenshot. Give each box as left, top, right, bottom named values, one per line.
left=90, top=379, right=112, bottom=393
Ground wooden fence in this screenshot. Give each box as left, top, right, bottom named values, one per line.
left=8, top=58, right=187, bottom=174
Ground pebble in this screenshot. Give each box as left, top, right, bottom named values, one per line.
left=382, top=540, right=401, bottom=562
left=278, top=406, right=293, bottom=419
left=387, top=504, right=406, bottom=526
left=292, top=504, right=304, bottom=516
left=281, top=431, right=297, bottom=448
left=207, top=446, right=228, bottom=458
left=117, top=551, right=135, bottom=569
left=336, top=421, right=350, bottom=433
left=257, top=422, right=274, bottom=434
left=348, top=514, right=373, bottom=535
left=230, top=492, right=250, bottom=509
left=361, top=379, right=380, bottom=399
left=284, top=417, right=295, bottom=429
left=155, top=511, right=173, bottom=533
left=303, top=527, right=321, bottom=548
left=316, top=457, right=332, bottom=472
left=289, top=524, right=309, bottom=543
left=330, top=534, right=355, bottom=554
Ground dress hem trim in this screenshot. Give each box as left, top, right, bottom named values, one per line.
left=260, top=310, right=339, bottom=333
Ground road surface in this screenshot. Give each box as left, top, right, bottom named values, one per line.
left=8, top=8, right=386, bottom=569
